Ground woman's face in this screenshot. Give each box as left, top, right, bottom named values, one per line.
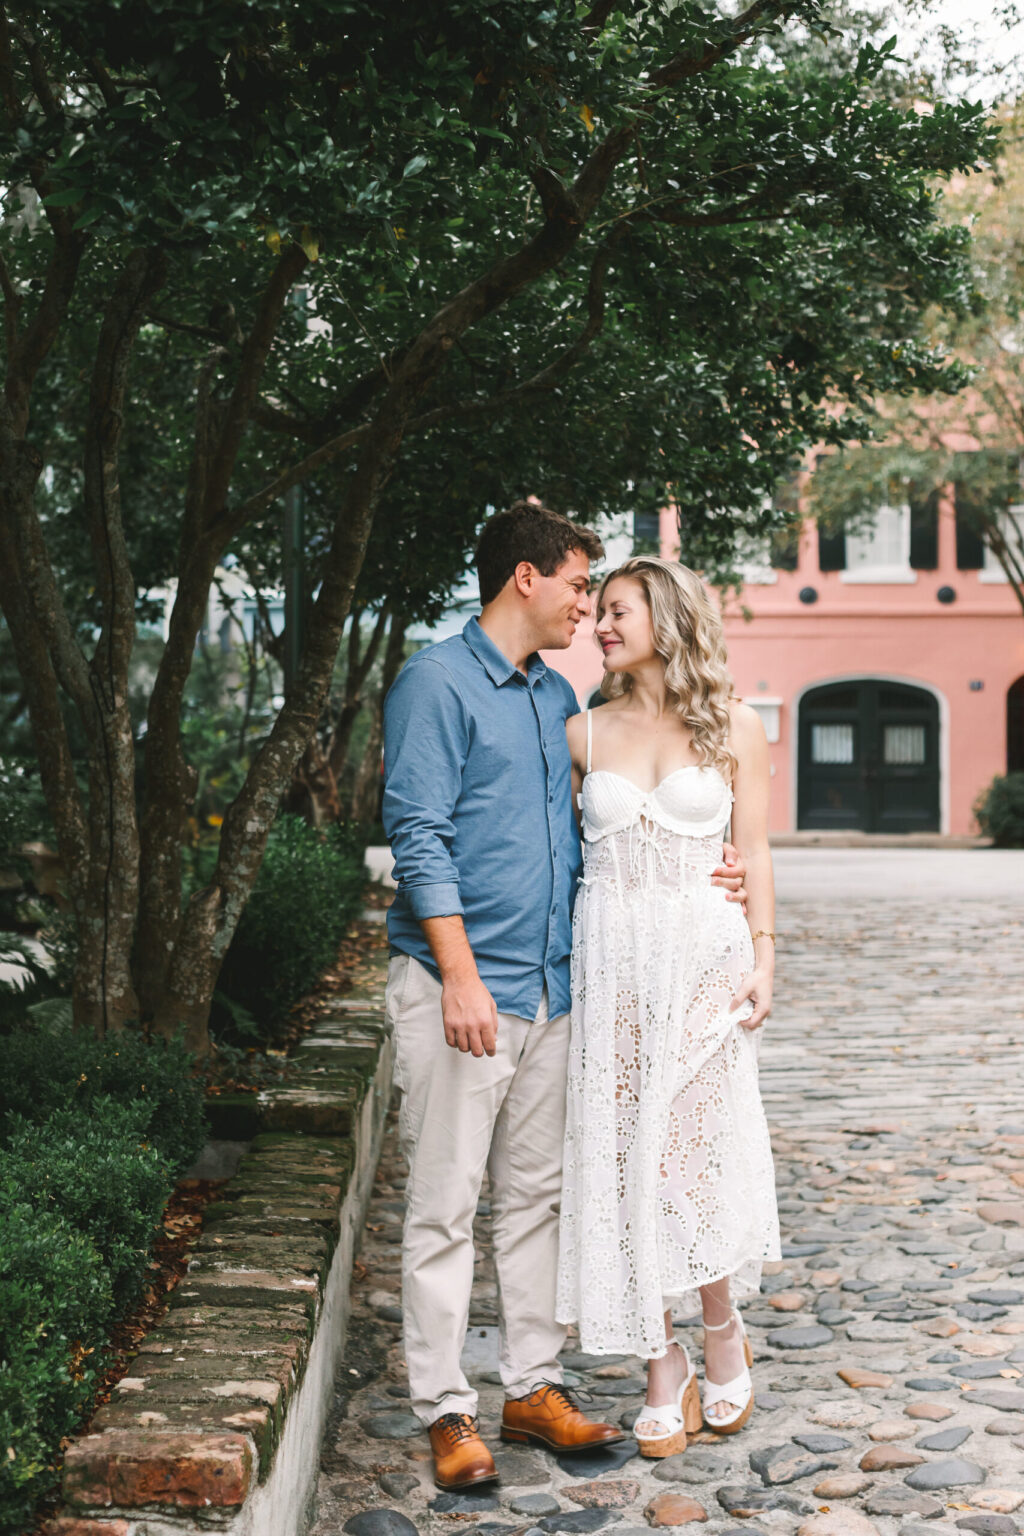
left=594, top=576, right=657, bottom=674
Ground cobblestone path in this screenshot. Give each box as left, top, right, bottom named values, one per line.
left=312, top=857, right=1024, bottom=1536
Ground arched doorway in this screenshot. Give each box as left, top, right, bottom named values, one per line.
left=1009, top=676, right=1024, bottom=773
left=798, top=680, right=940, bottom=833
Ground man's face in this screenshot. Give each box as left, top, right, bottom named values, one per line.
left=528, top=548, right=594, bottom=650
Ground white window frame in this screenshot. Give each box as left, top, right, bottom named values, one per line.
left=744, top=696, right=782, bottom=743
left=733, top=531, right=779, bottom=586
left=839, top=501, right=918, bottom=584
left=978, top=503, right=1024, bottom=583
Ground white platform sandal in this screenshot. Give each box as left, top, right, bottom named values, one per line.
left=701, top=1309, right=754, bottom=1434
left=635, top=1341, right=703, bottom=1459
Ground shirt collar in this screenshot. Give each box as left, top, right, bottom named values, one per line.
left=463, top=617, right=547, bottom=688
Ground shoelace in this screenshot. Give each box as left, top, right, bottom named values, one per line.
left=521, top=1380, right=596, bottom=1412
left=433, top=1412, right=480, bottom=1444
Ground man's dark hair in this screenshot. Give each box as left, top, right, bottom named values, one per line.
left=476, top=501, right=605, bottom=605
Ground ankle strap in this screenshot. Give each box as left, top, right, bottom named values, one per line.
left=703, top=1311, right=736, bottom=1332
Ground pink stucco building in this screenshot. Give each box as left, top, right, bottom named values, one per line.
left=545, top=499, right=1024, bottom=836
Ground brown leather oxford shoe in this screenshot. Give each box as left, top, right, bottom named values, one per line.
left=428, top=1413, right=499, bottom=1490
left=500, top=1382, right=625, bottom=1451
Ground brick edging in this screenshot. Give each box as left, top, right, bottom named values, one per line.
left=47, top=1001, right=393, bottom=1536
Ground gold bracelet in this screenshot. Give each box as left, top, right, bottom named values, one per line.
left=750, top=930, right=776, bottom=945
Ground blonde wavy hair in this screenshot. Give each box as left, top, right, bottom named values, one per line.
left=597, top=556, right=737, bottom=779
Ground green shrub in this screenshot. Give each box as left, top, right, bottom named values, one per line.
left=3, top=1100, right=171, bottom=1308
left=974, top=772, right=1024, bottom=848
left=0, top=1025, right=206, bottom=1176
left=212, top=814, right=365, bottom=1043
left=0, top=1205, right=113, bottom=1533
left=0, top=1097, right=176, bottom=1531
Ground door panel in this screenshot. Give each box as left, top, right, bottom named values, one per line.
left=798, top=681, right=939, bottom=833
left=798, top=691, right=865, bottom=830
left=873, top=684, right=939, bottom=833
left=1009, top=676, right=1024, bottom=774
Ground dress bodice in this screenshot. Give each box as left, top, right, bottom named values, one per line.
left=577, top=765, right=733, bottom=899
left=580, top=765, right=733, bottom=842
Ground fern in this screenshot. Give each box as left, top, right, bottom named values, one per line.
left=0, top=937, right=48, bottom=996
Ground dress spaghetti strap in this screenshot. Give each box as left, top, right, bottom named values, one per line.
left=586, top=708, right=593, bottom=776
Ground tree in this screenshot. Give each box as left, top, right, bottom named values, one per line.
left=808, top=104, right=1024, bottom=615
left=0, top=0, right=994, bottom=1048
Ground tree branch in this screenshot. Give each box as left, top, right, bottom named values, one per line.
left=401, top=234, right=619, bottom=437
left=10, top=18, right=61, bottom=119
left=0, top=4, right=21, bottom=127
left=86, top=248, right=167, bottom=689
left=146, top=309, right=228, bottom=345
left=251, top=396, right=319, bottom=442
left=530, top=164, right=579, bottom=224
left=203, top=243, right=309, bottom=522
left=581, top=0, right=620, bottom=34
left=226, top=423, right=371, bottom=534
left=4, top=216, right=84, bottom=435
left=650, top=0, right=806, bottom=87
left=0, top=244, right=19, bottom=353
left=327, top=601, right=390, bottom=776
left=85, top=51, right=120, bottom=110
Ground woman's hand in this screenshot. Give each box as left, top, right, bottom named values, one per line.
left=712, top=841, right=747, bottom=909
left=730, top=964, right=773, bottom=1030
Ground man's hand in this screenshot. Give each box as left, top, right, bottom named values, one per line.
left=441, top=973, right=499, bottom=1057
left=712, top=841, right=748, bottom=907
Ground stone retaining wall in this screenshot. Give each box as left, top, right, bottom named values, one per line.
left=45, top=1000, right=393, bottom=1536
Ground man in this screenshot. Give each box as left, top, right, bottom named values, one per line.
left=383, top=502, right=745, bottom=1490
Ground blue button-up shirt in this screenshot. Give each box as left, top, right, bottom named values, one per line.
left=382, top=617, right=581, bottom=1019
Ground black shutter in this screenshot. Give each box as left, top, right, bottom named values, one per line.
left=632, top=509, right=660, bottom=551
left=908, top=486, right=939, bottom=570
left=954, top=483, right=986, bottom=570
left=817, top=523, right=846, bottom=572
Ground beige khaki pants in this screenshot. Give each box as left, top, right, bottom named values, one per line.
left=386, top=953, right=569, bottom=1426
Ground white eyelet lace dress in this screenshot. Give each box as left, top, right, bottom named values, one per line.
left=555, top=711, right=780, bottom=1359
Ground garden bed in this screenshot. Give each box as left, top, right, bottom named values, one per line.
left=40, top=976, right=392, bottom=1536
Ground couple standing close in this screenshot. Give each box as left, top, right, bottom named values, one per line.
left=382, top=502, right=780, bottom=1490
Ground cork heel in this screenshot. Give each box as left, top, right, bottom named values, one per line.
left=636, top=1421, right=688, bottom=1459
left=683, top=1373, right=703, bottom=1436
left=635, top=1344, right=697, bottom=1459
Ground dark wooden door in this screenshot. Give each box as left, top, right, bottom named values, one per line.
left=1009, top=676, right=1024, bottom=773
left=798, top=680, right=940, bottom=833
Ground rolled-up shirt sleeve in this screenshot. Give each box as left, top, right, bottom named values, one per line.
left=382, top=655, right=469, bottom=920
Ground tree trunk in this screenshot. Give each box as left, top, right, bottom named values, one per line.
left=329, top=605, right=390, bottom=776
left=288, top=734, right=342, bottom=827
left=2, top=248, right=163, bottom=1035
left=284, top=603, right=389, bottom=823
left=154, top=427, right=401, bottom=1044
left=74, top=249, right=167, bottom=1033
left=350, top=613, right=407, bottom=824
left=135, top=246, right=310, bottom=1026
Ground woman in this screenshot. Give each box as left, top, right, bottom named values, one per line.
left=555, top=556, right=780, bottom=1457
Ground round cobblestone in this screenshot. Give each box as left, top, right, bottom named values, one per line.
left=309, top=863, right=1024, bottom=1536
